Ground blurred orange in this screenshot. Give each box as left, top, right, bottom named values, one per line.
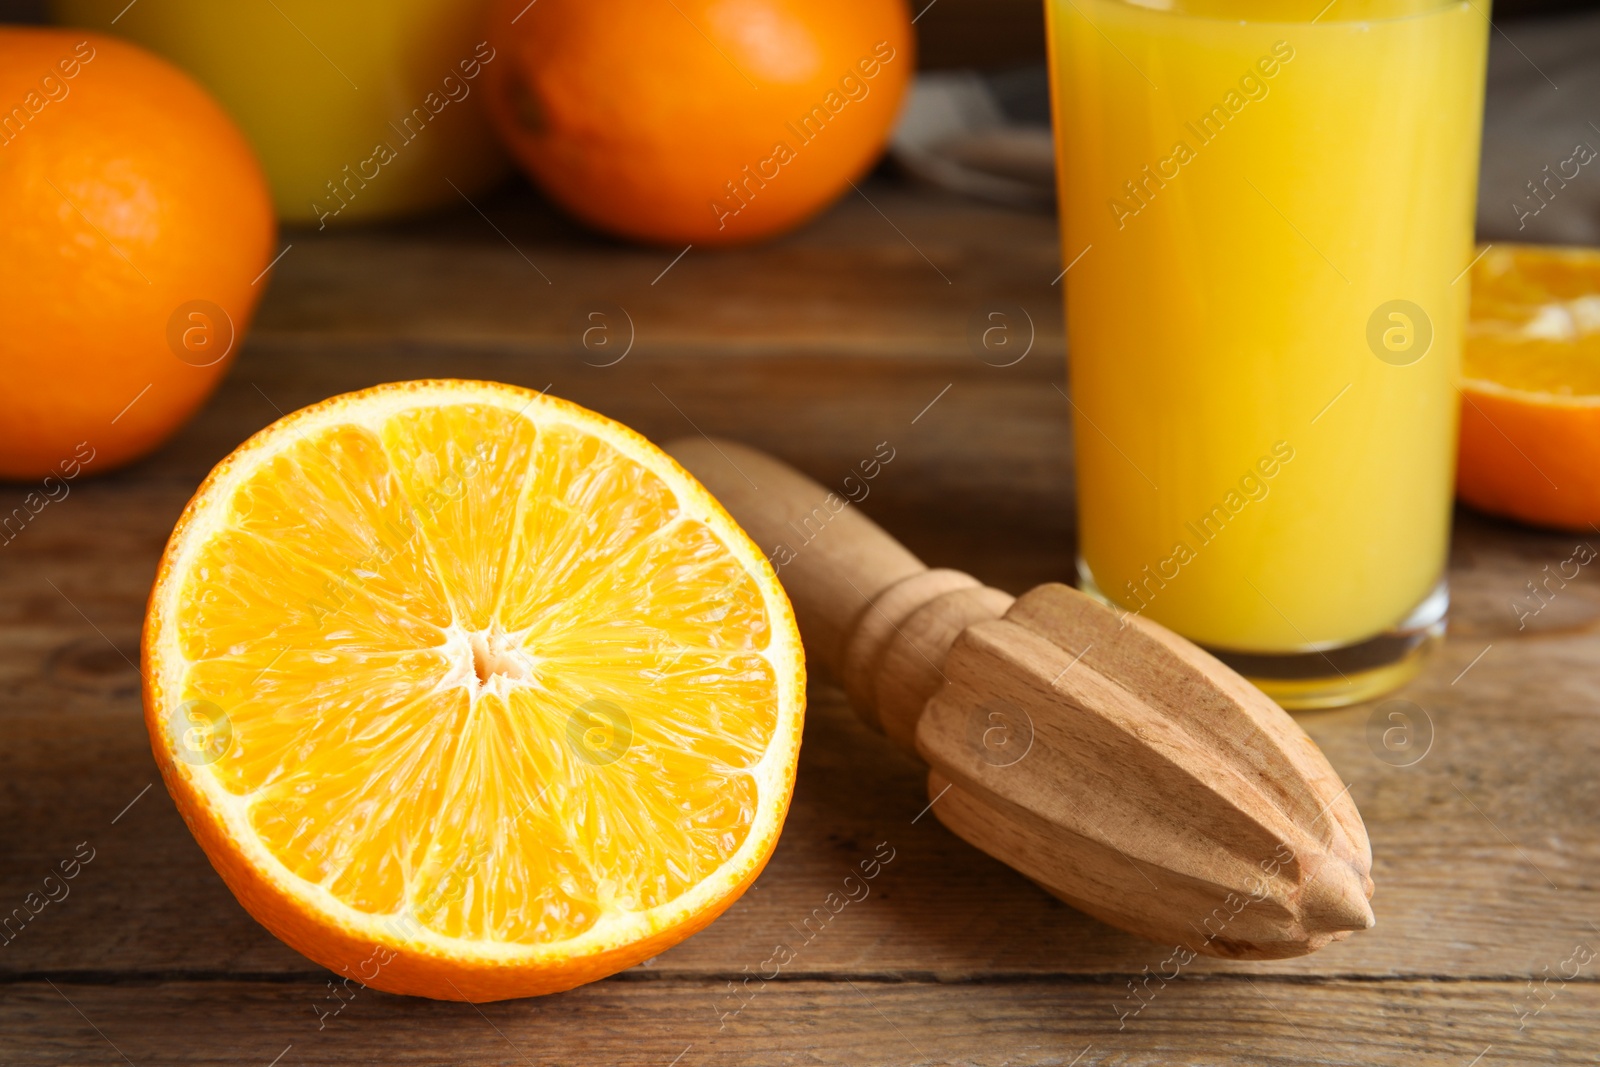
left=0, top=28, right=274, bottom=481
left=482, top=0, right=913, bottom=246
left=1457, top=244, right=1600, bottom=531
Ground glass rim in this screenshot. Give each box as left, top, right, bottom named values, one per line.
left=1077, top=0, right=1479, bottom=28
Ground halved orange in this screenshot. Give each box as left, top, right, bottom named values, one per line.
left=1458, top=243, right=1600, bottom=531
left=142, top=380, right=804, bottom=1001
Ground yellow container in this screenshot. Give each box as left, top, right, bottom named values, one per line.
left=55, top=0, right=509, bottom=225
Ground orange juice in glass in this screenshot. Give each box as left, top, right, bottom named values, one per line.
left=1046, top=0, right=1489, bottom=706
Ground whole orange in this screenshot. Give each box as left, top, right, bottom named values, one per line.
left=0, top=28, right=274, bottom=481
left=482, top=0, right=913, bottom=246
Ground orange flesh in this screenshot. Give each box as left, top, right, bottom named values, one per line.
left=172, top=404, right=780, bottom=945
left=1466, top=245, right=1600, bottom=397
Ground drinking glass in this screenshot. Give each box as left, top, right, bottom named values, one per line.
left=1046, top=0, right=1490, bottom=706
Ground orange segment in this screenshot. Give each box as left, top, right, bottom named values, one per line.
left=142, top=380, right=804, bottom=1001
left=1457, top=244, right=1600, bottom=531
left=497, top=422, right=682, bottom=629
left=379, top=403, right=541, bottom=630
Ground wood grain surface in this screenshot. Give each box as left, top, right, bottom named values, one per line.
left=2, top=181, right=1597, bottom=1065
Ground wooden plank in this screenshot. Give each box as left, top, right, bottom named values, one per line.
left=3, top=190, right=1598, bottom=979
left=247, top=185, right=1065, bottom=353
left=2, top=978, right=1592, bottom=1065
left=3, top=465, right=1598, bottom=981
left=2, top=183, right=1598, bottom=1067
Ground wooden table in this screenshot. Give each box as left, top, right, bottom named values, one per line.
left=4, top=180, right=1597, bottom=1065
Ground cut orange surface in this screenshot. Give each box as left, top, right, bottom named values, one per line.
left=142, top=380, right=804, bottom=1001
left=1458, top=243, right=1600, bottom=531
